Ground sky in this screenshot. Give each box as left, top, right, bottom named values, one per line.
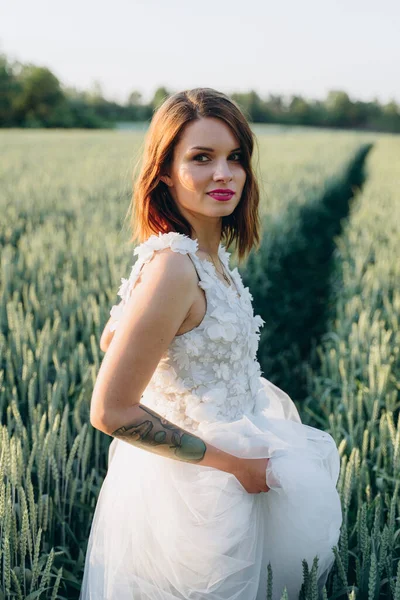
left=1, top=0, right=399, bottom=106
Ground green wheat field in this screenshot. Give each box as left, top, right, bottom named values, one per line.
left=1, top=125, right=399, bottom=599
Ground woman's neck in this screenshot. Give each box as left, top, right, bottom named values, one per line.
left=190, top=227, right=222, bottom=260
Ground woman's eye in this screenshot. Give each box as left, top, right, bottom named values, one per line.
left=193, top=152, right=242, bottom=162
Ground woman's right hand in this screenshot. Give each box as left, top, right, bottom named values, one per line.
left=232, top=457, right=271, bottom=494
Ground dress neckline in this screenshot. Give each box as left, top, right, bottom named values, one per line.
left=191, top=240, right=241, bottom=299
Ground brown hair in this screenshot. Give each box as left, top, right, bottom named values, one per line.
left=126, top=87, right=262, bottom=264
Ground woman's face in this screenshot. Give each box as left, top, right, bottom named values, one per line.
left=160, top=117, right=246, bottom=223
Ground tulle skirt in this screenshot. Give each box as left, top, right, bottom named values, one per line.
left=80, top=377, right=343, bottom=600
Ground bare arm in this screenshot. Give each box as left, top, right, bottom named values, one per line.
left=91, top=249, right=241, bottom=476
left=104, top=402, right=238, bottom=474
left=99, top=316, right=115, bottom=352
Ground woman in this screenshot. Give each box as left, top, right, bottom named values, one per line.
left=80, top=88, right=343, bottom=600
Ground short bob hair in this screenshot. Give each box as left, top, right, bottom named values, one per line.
left=127, top=87, right=261, bottom=264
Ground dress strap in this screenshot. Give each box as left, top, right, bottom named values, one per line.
left=186, top=254, right=201, bottom=283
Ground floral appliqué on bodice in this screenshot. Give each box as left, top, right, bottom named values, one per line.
left=109, top=232, right=265, bottom=433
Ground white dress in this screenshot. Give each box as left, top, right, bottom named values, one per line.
left=80, top=232, right=343, bottom=600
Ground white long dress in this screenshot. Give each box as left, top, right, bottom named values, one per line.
left=80, top=232, right=343, bottom=600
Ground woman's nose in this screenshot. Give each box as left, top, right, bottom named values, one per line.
left=213, top=161, right=233, bottom=181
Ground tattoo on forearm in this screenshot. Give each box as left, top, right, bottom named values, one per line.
left=111, top=404, right=207, bottom=463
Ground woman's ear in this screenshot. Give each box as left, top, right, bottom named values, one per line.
left=160, top=174, right=172, bottom=186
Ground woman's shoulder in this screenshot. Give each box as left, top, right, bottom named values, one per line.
left=130, top=233, right=201, bottom=293
left=133, top=232, right=199, bottom=264
left=109, top=233, right=199, bottom=332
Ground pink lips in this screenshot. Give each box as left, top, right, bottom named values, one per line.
left=207, top=191, right=235, bottom=201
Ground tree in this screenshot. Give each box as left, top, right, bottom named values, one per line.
left=288, top=96, right=311, bottom=124
left=324, top=90, right=353, bottom=127
left=85, top=80, right=105, bottom=105
left=0, top=53, right=20, bottom=126
left=13, top=65, right=70, bottom=127
left=127, top=90, right=143, bottom=106
left=231, top=90, right=266, bottom=122
left=267, top=94, right=285, bottom=114
left=151, top=86, right=172, bottom=111
left=383, top=100, right=399, bottom=117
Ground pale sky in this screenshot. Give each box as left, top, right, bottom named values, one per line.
left=1, top=0, right=399, bottom=105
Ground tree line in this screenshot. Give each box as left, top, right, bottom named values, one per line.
left=1, top=52, right=399, bottom=132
